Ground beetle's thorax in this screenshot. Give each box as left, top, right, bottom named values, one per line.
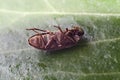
left=65, top=28, right=84, bottom=42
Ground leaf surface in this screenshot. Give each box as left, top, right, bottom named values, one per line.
left=0, top=0, right=120, bottom=80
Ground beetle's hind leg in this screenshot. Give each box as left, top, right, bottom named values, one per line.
left=26, top=28, right=53, bottom=35
left=26, top=28, right=47, bottom=33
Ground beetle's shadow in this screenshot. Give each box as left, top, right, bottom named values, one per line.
left=45, top=36, right=89, bottom=55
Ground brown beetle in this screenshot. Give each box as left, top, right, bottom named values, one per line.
left=26, top=25, right=84, bottom=51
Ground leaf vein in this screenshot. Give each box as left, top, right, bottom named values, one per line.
left=41, top=71, right=120, bottom=77
left=0, top=9, right=120, bottom=16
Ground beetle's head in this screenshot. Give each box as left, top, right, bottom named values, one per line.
left=67, top=26, right=84, bottom=42
left=73, top=26, right=84, bottom=36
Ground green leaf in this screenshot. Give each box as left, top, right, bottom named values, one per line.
left=0, top=0, right=120, bottom=80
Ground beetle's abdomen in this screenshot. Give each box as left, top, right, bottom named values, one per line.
left=28, top=32, right=76, bottom=51
left=28, top=35, right=47, bottom=49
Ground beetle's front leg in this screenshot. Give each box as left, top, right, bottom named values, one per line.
left=54, top=25, right=76, bottom=43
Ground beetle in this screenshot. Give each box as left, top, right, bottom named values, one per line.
left=26, top=25, right=84, bottom=51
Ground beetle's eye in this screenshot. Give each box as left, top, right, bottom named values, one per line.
left=77, top=32, right=81, bottom=36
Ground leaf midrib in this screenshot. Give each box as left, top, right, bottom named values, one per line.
left=0, top=9, right=120, bottom=16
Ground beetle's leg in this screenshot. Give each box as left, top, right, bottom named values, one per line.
left=53, top=25, right=64, bottom=33
left=54, top=25, right=76, bottom=43
left=26, top=28, right=52, bottom=35
left=65, top=35, right=76, bottom=43
left=26, top=28, right=47, bottom=32
left=54, top=26, right=69, bottom=33
left=40, top=32, right=56, bottom=46
left=66, top=28, right=69, bottom=31
left=26, top=28, right=42, bottom=34
left=45, top=36, right=58, bottom=49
